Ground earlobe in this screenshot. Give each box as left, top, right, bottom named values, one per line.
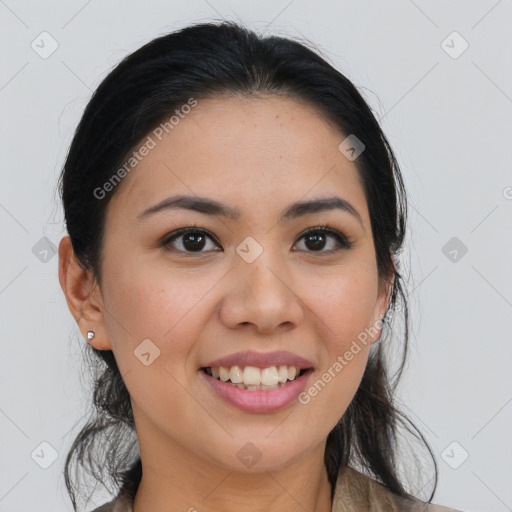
left=58, top=235, right=112, bottom=351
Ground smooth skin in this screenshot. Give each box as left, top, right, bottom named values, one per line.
left=59, top=93, right=393, bottom=512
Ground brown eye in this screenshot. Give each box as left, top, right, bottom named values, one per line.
left=294, top=226, right=353, bottom=253
left=162, top=225, right=353, bottom=256
left=163, top=228, right=220, bottom=254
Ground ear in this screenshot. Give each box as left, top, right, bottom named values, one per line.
left=368, top=254, right=395, bottom=345
left=58, top=235, right=112, bottom=350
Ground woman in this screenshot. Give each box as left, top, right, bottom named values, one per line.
left=58, top=21, right=462, bottom=512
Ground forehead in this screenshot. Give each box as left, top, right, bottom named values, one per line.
left=107, top=94, right=369, bottom=226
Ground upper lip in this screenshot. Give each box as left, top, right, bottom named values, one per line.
left=201, top=350, right=314, bottom=370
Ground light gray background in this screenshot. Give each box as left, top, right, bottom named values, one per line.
left=1, top=1, right=511, bottom=511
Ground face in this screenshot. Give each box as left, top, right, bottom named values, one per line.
left=64, top=94, right=392, bottom=473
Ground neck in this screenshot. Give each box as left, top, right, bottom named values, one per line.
left=131, top=420, right=333, bottom=512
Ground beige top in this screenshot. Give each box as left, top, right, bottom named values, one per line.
left=90, top=466, right=462, bottom=512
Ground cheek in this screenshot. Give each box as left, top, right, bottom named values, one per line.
left=99, top=262, right=215, bottom=421
left=100, top=257, right=218, bottom=365
left=298, top=270, right=375, bottom=431
left=304, top=263, right=378, bottom=347
left=298, top=264, right=376, bottom=415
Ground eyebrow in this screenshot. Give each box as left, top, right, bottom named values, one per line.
left=137, top=194, right=364, bottom=228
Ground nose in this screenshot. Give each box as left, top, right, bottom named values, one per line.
left=218, top=251, right=304, bottom=334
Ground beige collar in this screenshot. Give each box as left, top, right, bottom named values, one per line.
left=332, top=466, right=460, bottom=512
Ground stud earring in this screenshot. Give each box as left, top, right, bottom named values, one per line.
left=87, top=330, right=95, bottom=340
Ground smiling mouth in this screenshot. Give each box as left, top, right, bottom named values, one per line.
left=201, top=365, right=309, bottom=391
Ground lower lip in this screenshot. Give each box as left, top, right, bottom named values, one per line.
left=199, top=368, right=314, bottom=413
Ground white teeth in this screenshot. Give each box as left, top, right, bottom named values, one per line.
left=243, top=366, right=261, bottom=385
left=229, top=365, right=243, bottom=384
left=219, top=367, right=230, bottom=382
left=277, top=365, right=288, bottom=383
left=261, top=366, right=279, bottom=386
left=246, top=383, right=279, bottom=391
left=208, top=364, right=303, bottom=388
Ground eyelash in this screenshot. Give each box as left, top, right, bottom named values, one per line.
left=161, top=224, right=354, bottom=255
